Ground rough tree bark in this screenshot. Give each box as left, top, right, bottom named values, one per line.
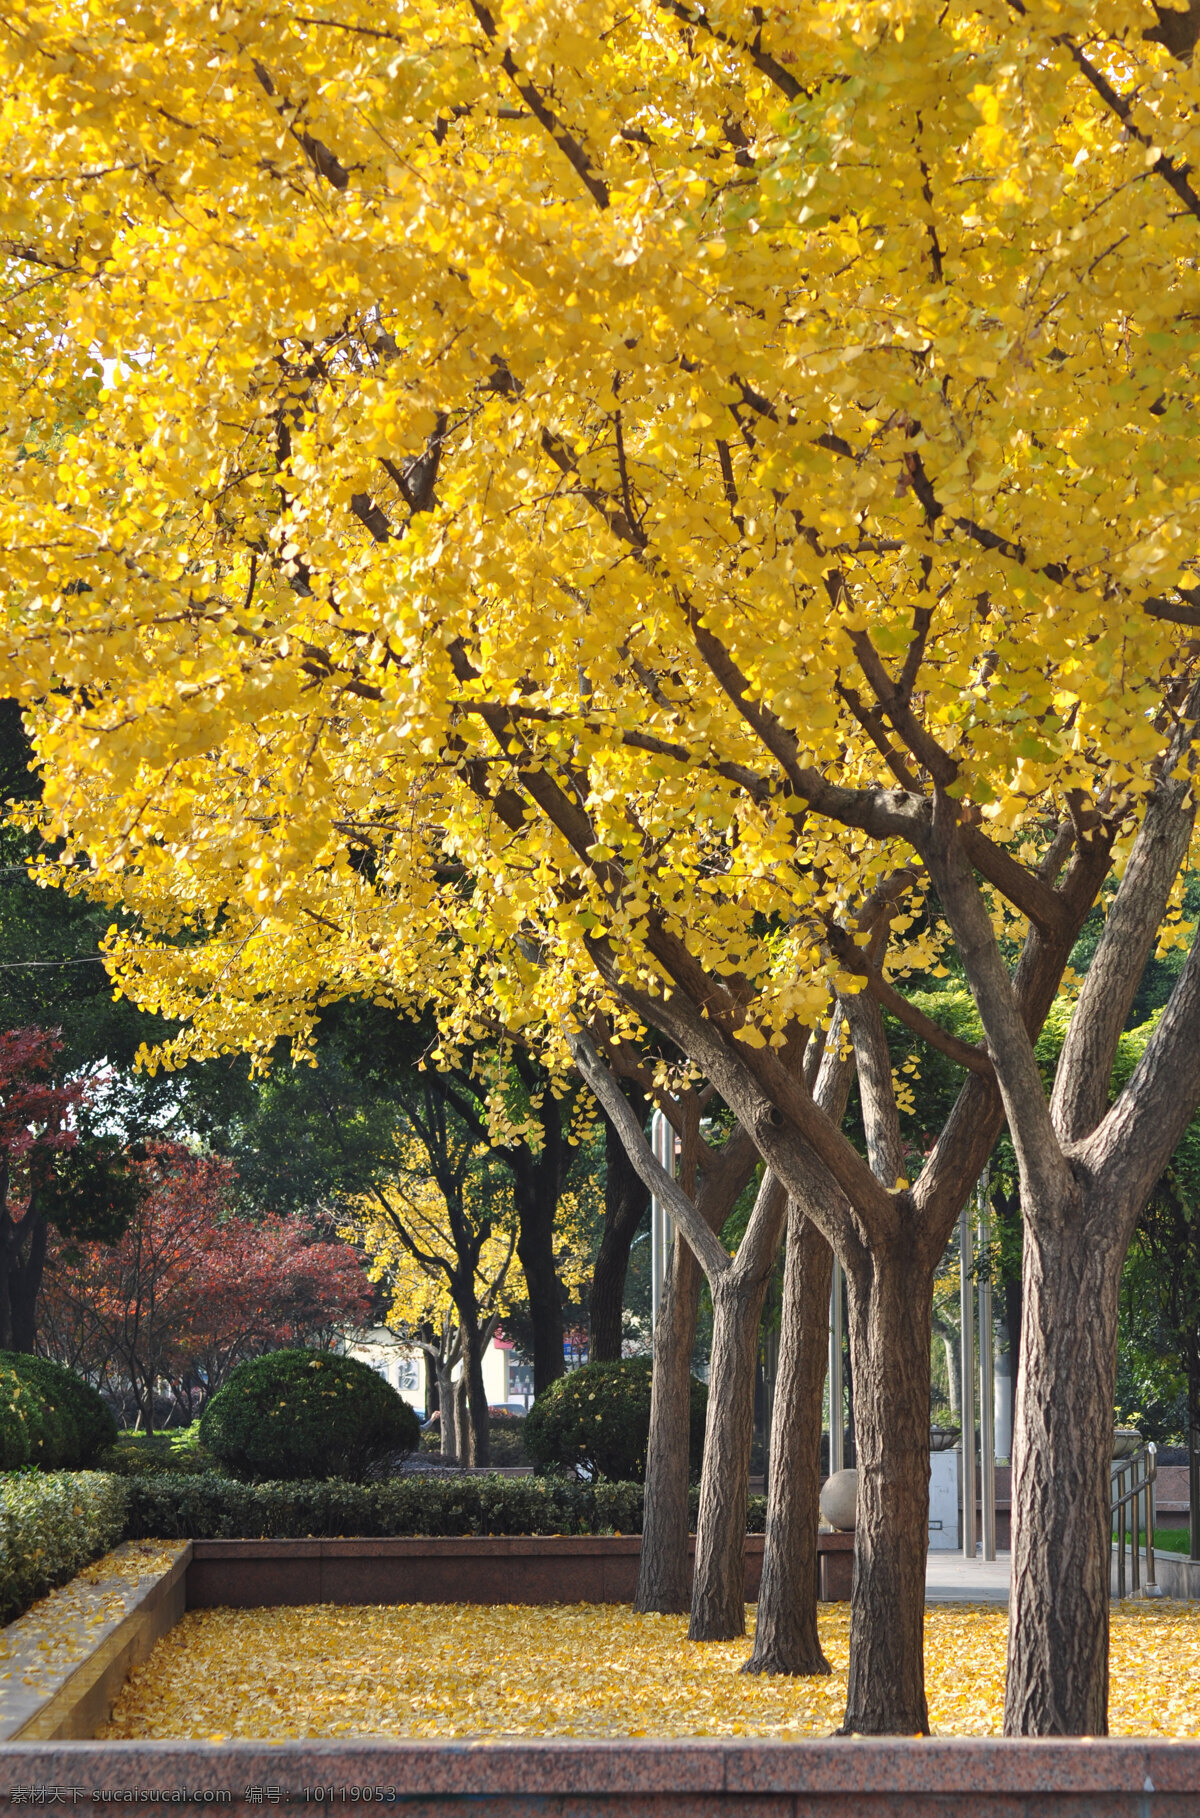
left=575, top=1039, right=846, bottom=1636
left=743, top=1204, right=834, bottom=1676
left=565, top=1038, right=761, bottom=1614
left=1005, top=1207, right=1123, bottom=1732
left=638, top=1221, right=705, bottom=1612
left=689, top=1171, right=788, bottom=1641
left=636, top=1109, right=759, bottom=1614
left=843, top=1236, right=936, bottom=1732
left=920, top=701, right=1200, bottom=1735
left=455, top=1296, right=491, bottom=1466
left=590, top=1087, right=650, bottom=1362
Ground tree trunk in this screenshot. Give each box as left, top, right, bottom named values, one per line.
left=462, top=1318, right=489, bottom=1467
left=590, top=1096, right=650, bottom=1362
left=1004, top=1210, right=1122, bottom=1735
left=744, top=1207, right=833, bottom=1676
left=453, top=1373, right=471, bottom=1465
left=0, top=1214, right=18, bottom=1351
left=689, top=1178, right=788, bottom=1641
left=509, top=1078, right=572, bottom=1396
left=514, top=1183, right=565, bottom=1396
left=9, top=1207, right=46, bottom=1354
left=635, top=1224, right=703, bottom=1614
left=842, top=1241, right=935, bottom=1735
left=437, top=1362, right=457, bottom=1458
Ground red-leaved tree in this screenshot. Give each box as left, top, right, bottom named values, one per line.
left=39, top=1141, right=372, bottom=1431
left=0, top=1027, right=143, bottom=1352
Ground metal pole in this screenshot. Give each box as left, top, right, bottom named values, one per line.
left=978, top=1174, right=996, bottom=1562
left=960, top=1206, right=977, bottom=1560
left=1116, top=1463, right=1127, bottom=1600
left=1147, top=1442, right=1162, bottom=1595
left=649, top=1110, right=674, bottom=1333
left=829, top=1257, right=845, bottom=1475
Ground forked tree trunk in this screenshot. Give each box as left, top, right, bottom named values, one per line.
left=689, top=1177, right=788, bottom=1641
left=636, top=1225, right=703, bottom=1613
left=1004, top=1208, right=1122, bottom=1734
left=460, top=1318, right=489, bottom=1466
left=842, top=1241, right=935, bottom=1735
left=744, top=1207, right=833, bottom=1676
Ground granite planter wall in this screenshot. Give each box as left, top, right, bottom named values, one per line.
left=1, top=1737, right=1197, bottom=1818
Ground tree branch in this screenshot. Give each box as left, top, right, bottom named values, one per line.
left=839, top=988, right=905, bottom=1189
left=468, top=4, right=611, bottom=210
left=825, top=925, right=993, bottom=1076
left=565, top=1025, right=732, bottom=1280
left=1051, top=682, right=1200, bottom=1143
left=924, top=790, right=1070, bottom=1213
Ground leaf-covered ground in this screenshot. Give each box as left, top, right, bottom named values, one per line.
left=0, top=1542, right=186, bottom=1704
left=101, top=1600, right=1200, bottom=1741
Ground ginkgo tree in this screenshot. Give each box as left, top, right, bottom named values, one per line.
left=6, top=0, right=1200, bottom=1737
left=339, top=1149, right=526, bottom=1465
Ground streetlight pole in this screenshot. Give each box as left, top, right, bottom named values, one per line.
left=960, top=1204, right=977, bottom=1560
left=978, top=1171, right=997, bottom=1562
left=829, top=1257, right=845, bottom=1475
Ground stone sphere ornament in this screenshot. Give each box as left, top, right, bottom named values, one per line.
left=820, top=1467, right=859, bottom=1530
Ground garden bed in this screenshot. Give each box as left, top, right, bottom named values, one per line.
left=98, top=1599, right=1200, bottom=1743
left=4, top=1546, right=1200, bottom=1818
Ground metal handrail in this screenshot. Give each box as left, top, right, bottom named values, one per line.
left=1111, top=1441, right=1160, bottom=1599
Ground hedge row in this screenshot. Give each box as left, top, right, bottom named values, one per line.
left=0, top=1471, right=129, bottom=1624
left=0, top=1470, right=771, bottom=1629
left=122, top=1472, right=769, bottom=1539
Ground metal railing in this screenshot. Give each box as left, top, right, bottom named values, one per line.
left=1112, top=1441, right=1159, bottom=1599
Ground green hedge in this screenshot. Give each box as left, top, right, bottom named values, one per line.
left=0, top=1471, right=129, bottom=1624
left=123, top=1472, right=768, bottom=1539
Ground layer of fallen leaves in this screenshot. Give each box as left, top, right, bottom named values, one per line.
left=0, top=1542, right=187, bottom=1705
left=101, top=1600, right=1200, bottom=1741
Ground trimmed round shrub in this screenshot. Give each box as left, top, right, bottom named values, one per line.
left=0, top=1360, right=72, bottom=1468
left=0, top=1354, right=117, bottom=1466
left=0, top=1367, right=33, bottom=1469
left=524, top=1358, right=707, bottom=1482
left=199, top=1349, right=421, bottom=1482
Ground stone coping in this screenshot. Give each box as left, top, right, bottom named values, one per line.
left=185, top=1535, right=859, bottom=1557
left=183, top=1533, right=792, bottom=1612
left=0, top=1738, right=1198, bottom=1814
left=0, top=1545, right=190, bottom=1744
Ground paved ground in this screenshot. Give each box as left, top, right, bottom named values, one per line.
left=925, top=1548, right=1011, bottom=1604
